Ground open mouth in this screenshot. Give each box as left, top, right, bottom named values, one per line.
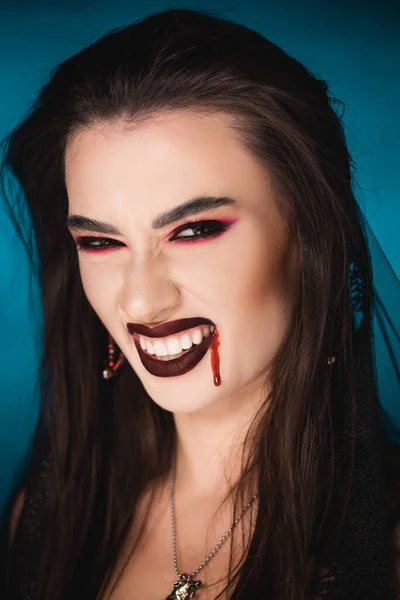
left=133, top=329, right=216, bottom=378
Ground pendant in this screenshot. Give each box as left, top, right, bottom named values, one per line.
left=165, top=572, right=202, bottom=599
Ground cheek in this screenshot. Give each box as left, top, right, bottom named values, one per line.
left=238, top=231, right=297, bottom=310
left=214, top=235, right=296, bottom=365
left=209, top=234, right=275, bottom=307
left=78, top=260, right=122, bottom=318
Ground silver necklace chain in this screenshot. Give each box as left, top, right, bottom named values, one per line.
left=169, top=451, right=259, bottom=581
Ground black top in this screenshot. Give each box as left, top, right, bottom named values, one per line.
left=1, top=439, right=398, bottom=599
left=2, top=390, right=400, bottom=600
left=0, top=440, right=340, bottom=600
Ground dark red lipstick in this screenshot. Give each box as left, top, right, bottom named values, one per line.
left=128, top=317, right=221, bottom=382
left=133, top=331, right=215, bottom=379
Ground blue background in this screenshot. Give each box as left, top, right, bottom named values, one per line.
left=0, top=0, right=399, bottom=516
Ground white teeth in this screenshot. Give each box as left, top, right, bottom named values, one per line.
left=138, top=324, right=215, bottom=359
left=192, top=329, right=203, bottom=345
left=180, top=333, right=193, bottom=350
left=153, top=340, right=168, bottom=356
left=166, top=338, right=182, bottom=355
left=145, top=339, right=156, bottom=354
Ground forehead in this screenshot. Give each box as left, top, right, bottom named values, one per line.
left=64, top=110, right=279, bottom=226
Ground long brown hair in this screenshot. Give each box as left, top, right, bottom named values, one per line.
left=1, top=7, right=394, bottom=599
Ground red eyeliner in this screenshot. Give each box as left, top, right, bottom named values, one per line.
left=73, top=236, right=120, bottom=254
left=171, top=218, right=237, bottom=245
left=73, top=216, right=238, bottom=252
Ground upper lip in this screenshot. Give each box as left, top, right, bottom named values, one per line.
left=127, top=317, right=215, bottom=339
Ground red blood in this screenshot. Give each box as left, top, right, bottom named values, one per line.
left=210, top=328, right=221, bottom=386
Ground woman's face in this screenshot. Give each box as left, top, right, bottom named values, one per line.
left=65, top=111, right=301, bottom=414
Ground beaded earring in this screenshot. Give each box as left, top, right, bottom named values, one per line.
left=102, top=334, right=126, bottom=379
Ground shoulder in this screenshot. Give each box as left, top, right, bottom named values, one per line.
left=311, top=435, right=400, bottom=599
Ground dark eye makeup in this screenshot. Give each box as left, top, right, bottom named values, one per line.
left=73, top=219, right=236, bottom=253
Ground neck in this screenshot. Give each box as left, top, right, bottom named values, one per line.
left=172, top=386, right=267, bottom=501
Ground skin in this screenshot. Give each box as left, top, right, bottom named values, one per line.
left=65, top=110, right=301, bottom=503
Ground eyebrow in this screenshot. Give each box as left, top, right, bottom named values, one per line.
left=66, top=195, right=237, bottom=235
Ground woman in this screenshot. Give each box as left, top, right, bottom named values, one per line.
left=1, top=7, right=400, bottom=600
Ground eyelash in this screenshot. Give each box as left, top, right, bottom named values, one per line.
left=74, top=219, right=232, bottom=253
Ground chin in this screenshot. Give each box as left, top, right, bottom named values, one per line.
left=149, top=392, right=218, bottom=414
left=141, top=384, right=220, bottom=415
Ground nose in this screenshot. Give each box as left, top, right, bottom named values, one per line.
left=119, top=259, right=180, bottom=328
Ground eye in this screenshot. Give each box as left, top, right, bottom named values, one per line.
left=170, top=219, right=231, bottom=241
left=74, top=236, right=125, bottom=252
left=73, top=219, right=234, bottom=253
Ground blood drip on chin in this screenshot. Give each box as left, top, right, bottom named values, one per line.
left=210, top=328, right=221, bottom=386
